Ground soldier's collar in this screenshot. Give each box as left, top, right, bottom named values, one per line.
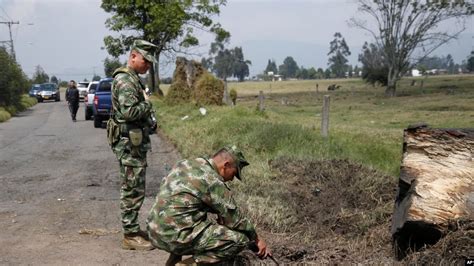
left=204, top=158, right=224, bottom=181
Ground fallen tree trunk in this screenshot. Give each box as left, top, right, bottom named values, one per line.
left=391, top=125, right=474, bottom=259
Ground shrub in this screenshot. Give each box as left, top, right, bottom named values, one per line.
left=194, top=73, right=224, bottom=105
left=229, top=88, right=237, bottom=105
left=0, top=107, right=11, bottom=122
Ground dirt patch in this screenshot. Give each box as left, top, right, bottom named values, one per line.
left=243, top=158, right=397, bottom=263
left=243, top=158, right=472, bottom=264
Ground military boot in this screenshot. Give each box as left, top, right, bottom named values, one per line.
left=165, top=253, right=182, bottom=266
left=121, top=233, right=155, bottom=251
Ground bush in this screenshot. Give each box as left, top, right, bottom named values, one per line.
left=194, top=73, right=224, bottom=105
left=0, top=107, right=11, bottom=122
left=229, top=88, right=237, bottom=105
left=0, top=47, right=30, bottom=107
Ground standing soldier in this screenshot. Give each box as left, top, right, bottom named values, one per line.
left=106, top=40, right=158, bottom=250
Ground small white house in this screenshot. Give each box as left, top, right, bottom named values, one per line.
left=411, top=69, right=422, bottom=77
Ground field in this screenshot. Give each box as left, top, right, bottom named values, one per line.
left=153, top=74, right=474, bottom=264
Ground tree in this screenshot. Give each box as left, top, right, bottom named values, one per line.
left=92, top=75, right=101, bottom=81
left=351, top=0, right=472, bottom=96
left=446, top=54, right=456, bottom=74
left=101, top=0, right=229, bottom=95
left=264, top=59, right=278, bottom=74
left=103, top=57, right=123, bottom=78
left=327, top=32, right=351, bottom=78
left=324, top=68, right=331, bottom=79
left=0, top=47, right=30, bottom=107
left=317, top=68, right=325, bottom=79
left=467, top=51, right=474, bottom=72
left=308, top=67, right=317, bottom=79
left=359, top=42, right=389, bottom=86
left=232, top=47, right=251, bottom=82
left=32, top=65, right=49, bottom=84
left=208, top=38, right=251, bottom=82
left=278, top=56, right=299, bottom=79
left=50, top=75, right=58, bottom=84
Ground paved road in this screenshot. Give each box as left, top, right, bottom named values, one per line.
left=0, top=97, right=180, bottom=264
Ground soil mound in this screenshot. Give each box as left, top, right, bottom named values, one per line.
left=250, top=158, right=397, bottom=263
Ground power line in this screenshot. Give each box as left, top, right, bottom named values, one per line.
left=0, top=21, right=19, bottom=61
left=0, top=6, right=11, bottom=20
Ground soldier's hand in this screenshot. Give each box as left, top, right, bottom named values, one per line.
left=143, top=90, right=149, bottom=101
left=256, top=238, right=271, bottom=259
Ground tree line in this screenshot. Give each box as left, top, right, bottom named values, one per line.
left=99, top=0, right=472, bottom=97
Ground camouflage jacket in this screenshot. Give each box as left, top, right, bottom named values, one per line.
left=111, top=67, right=153, bottom=166
left=147, top=158, right=257, bottom=251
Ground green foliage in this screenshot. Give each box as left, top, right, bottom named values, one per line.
left=59, top=81, right=68, bottom=87
left=264, top=59, right=278, bottom=75
left=0, top=47, right=30, bottom=107
left=92, top=74, right=101, bottom=81
left=328, top=32, right=351, bottom=78
left=229, top=88, right=237, bottom=105
left=0, top=107, right=11, bottom=122
left=50, top=75, right=59, bottom=84
left=210, top=44, right=251, bottom=82
left=194, top=72, right=224, bottom=105
left=103, top=57, right=122, bottom=78
left=101, top=0, right=228, bottom=60
left=32, top=65, right=49, bottom=84
left=467, top=51, right=474, bottom=72
left=359, top=42, right=389, bottom=86
left=278, top=56, right=299, bottom=79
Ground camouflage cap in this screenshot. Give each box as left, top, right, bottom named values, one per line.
left=131, top=39, right=158, bottom=63
left=223, top=145, right=249, bottom=180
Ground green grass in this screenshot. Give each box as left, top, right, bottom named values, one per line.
left=152, top=74, right=474, bottom=231
left=0, top=95, right=37, bottom=122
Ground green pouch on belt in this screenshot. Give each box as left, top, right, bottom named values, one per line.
left=129, top=128, right=143, bottom=147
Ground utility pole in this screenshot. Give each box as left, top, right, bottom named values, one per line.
left=0, top=21, right=19, bottom=61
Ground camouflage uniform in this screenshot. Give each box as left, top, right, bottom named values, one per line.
left=147, top=157, right=257, bottom=263
left=110, top=65, right=153, bottom=235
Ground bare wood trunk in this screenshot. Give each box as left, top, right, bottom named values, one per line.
left=392, top=125, right=474, bottom=259
left=149, top=53, right=163, bottom=97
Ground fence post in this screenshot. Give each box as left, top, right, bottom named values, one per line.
left=321, top=95, right=330, bottom=138
left=222, top=80, right=230, bottom=105
left=259, top=90, right=265, bottom=112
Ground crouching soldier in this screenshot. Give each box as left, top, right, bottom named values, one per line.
left=147, top=145, right=271, bottom=265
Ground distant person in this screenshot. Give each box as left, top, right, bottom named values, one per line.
left=66, top=80, right=80, bottom=122
left=147, top=145, right=271, bottom=265
left=106, top=39, right=158, bottom=251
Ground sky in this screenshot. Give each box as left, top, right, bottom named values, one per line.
left=0, top=0, right=473, bottom=82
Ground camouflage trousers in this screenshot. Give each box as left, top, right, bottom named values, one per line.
left=119, top=162, right=146, bottom=234
left=182, top=224, right=250, bottom=263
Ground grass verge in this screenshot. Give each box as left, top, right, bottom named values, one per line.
left=0, top=95, right=37, bottom=122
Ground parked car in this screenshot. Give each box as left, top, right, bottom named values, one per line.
left=37, top=83, right=60, bottom=102
left=84, top=81, right=99, bottom=120
left=93, top=78, right=113, bottom=128
left=29, top=84, right=42, bottom=99
left=77, top=81, right=90, bottom=100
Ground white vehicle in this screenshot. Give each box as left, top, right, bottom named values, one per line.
left=77, top=82, right=90, bottom=100
left=84, top=81, right=99, bottom=120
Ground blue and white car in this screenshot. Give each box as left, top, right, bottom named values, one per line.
left=28, top=84, right=42, bottom=99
